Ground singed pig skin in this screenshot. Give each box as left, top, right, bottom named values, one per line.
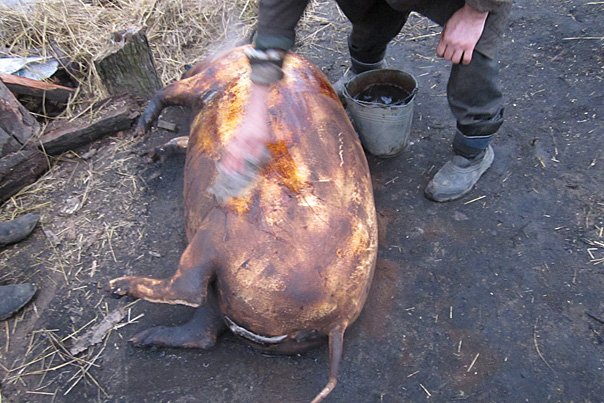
left=108, top=46, right=378, bottom=402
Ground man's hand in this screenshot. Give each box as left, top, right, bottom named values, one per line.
left=436, top=4, right=488, bottom=65
left=219, top=84, right=271, bottom=175
left=209, top=83, right=272, bottom=203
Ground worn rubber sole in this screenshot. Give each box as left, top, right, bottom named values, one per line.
left=424, top=146, right=494, bottom=202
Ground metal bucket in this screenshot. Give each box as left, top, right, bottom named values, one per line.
left=343, top=69, right=418, bottom=157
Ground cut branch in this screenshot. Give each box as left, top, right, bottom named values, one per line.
left=40, top=94, right=140, bottom=155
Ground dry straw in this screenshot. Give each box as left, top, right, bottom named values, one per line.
left=0, top=0, right=258, bottom=109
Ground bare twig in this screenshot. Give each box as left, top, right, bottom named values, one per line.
left=533, top=320, right=554, bottom=372
left=586, top=312, right=604, bottom=325
left=562, top=37, right=604, bottom=40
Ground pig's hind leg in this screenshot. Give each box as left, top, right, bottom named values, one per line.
left=107, top=229, right=216, bottom=307
left=131, top=287, right=225, bottom=349
left=107, top=229, right=225, bottom=348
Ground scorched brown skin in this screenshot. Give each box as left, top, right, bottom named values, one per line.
left=107, top=46, right=378, bottom=402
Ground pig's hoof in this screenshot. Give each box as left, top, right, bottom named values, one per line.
left=106, top=278, right=131, bottom=297
left=146, top=147, right=167, bottom=164
left=133, top=123, right=151, bottom=137
left=130, top=325, right=217, bottom=349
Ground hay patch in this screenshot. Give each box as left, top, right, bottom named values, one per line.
left=1, top=0, right=258, bottom=108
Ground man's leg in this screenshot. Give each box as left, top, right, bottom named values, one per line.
left=424, top=50, right=503, bottom=202
left=418, top=0, right=510, bottom=202
left=333, top=0, right=409, bottom=95
left=449, top=50, right=503, bottom=157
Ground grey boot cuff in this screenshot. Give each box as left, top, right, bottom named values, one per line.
left=351, top=57, right=386, bottom=74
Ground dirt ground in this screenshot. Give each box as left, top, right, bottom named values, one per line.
left=1, top=0, right=603, bottom=401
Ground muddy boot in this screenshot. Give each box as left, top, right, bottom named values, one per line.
left=0, top=284, right=37, bottom=320
left=424, top=146, right=494, bottom=202
left=0, top=213, right=39, bottom=247
left=332, top=57, right=387, bottom=102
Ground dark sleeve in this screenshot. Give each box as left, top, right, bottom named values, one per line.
left=255, top=0, right=310, bottom=51
left=465, top=0, right=513, bottom=13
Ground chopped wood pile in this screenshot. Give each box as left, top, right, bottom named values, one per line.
left=0, top=25, right=158, bottom=202
left=0, top=0, right=257, bottom=205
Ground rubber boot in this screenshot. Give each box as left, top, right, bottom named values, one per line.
left=332, top=57, right=387, bottom=101
left=424, top=145, right=494, bottom=202
left=0, top=284, right=37, bottom=320
left=0, top=213, right=39, bottom=247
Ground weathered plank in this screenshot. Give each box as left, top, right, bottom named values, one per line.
left=0, top=149, right=48, bottom=204
left=0, top=127, right=22, bottom=157
left=0, top=72, right=76, bottom=103
left=0, top=80, right=40, bottom=153
left=40, top=94, right=140, bottom=155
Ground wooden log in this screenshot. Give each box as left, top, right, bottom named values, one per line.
left=0, top=80, right=40, bottom=153
left=0, top=127, right=22, bottom=157
left=94, top=28, right=162, bottom=101
left=0, top=72, right=76, bottom=103
left=0, top=149, right=48, bottom=204
left=157, top=119, right=177, bottom=132
left=40, top=94, right=140, bottom=155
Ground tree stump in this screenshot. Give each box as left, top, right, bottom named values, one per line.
left=0, top=80, right=41, bottom=157
left=94, top=27, right=163, bottom=101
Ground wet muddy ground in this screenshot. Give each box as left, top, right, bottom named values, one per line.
left=1, top=0, right=603, bottom=401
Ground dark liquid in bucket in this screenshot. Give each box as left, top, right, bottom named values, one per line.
left=354, top=83, right=411, bottom=105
